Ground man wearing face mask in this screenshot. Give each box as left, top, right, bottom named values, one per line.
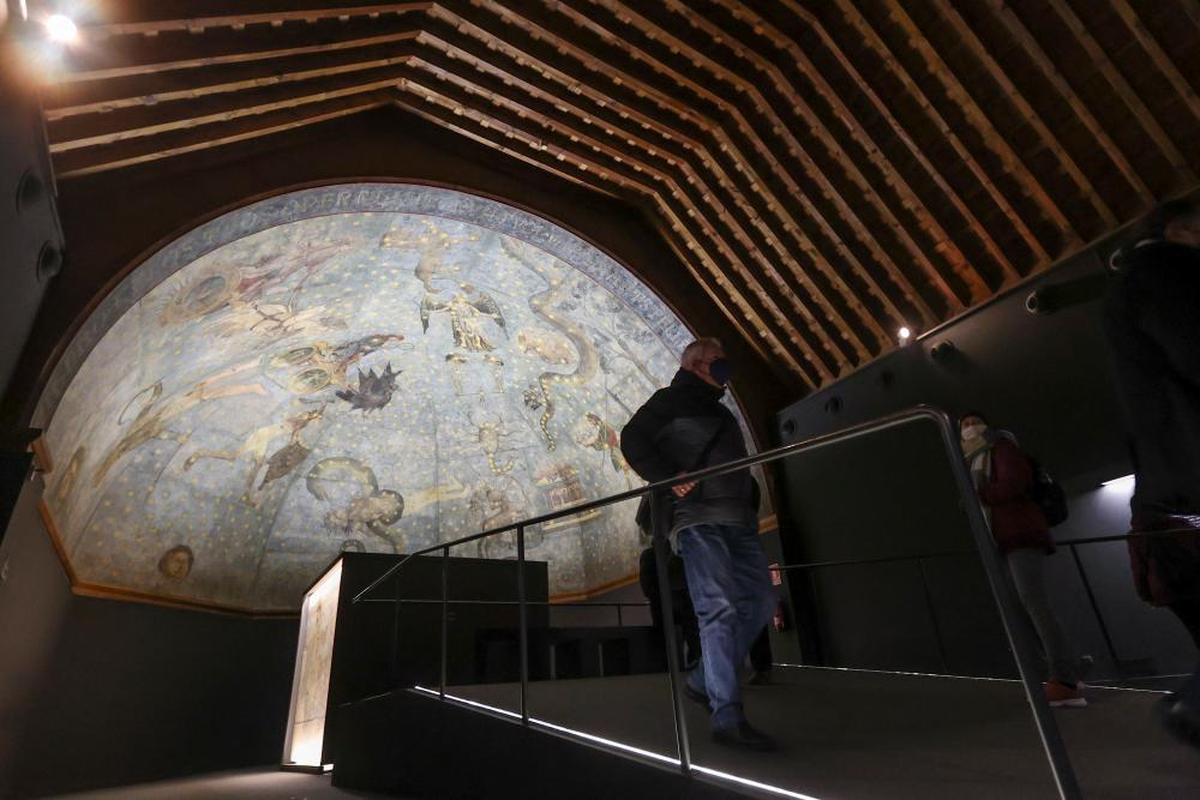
left=621, top=338, right=775, bottom=751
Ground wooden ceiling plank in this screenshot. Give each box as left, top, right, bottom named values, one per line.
left=53, top=94, right=390, bottom=177
left=1042, top=0, right=1196, bottom=180
left=47, top=46, right=419, bottom=120
left=394, top=77, right=822, bottom=384
left=520, top=0, right=935, bottom=328
left=932, top=0, right=1117, bottom=230
left=48, top=67, right=414, bottom=152
left=685, top=0, right=991, bottom=313
left=881, top=0, right=1077, bottom=255
left=408, top=52, right=847, bottom=375
left=83, top=3, right=432, bottom=38
left=1109, top=0, right=1200, bottom=124
left=60, top=26, right=422, bottom=83
left=983, top=0, right=1155, bottom=203
left=432, top=5, right=899, bottom=353
left=832, top=0, right=1049, bottom=272
left=630, top=0, right=972, bottom=315
left=755, top=0, right=1018, bottom=302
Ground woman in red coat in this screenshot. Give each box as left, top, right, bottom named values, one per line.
left=961, top=412, right=1087, bottom=707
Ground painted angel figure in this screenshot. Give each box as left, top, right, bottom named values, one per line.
left=420, top=283, right=506, bottom=352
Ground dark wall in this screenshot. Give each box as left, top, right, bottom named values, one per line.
left=771, top=232, right=1165, bottom=678
left=0, top=474, right=300, bottom=799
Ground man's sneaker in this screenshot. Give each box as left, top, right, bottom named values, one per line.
left=1045, top=679, right=1087, bottom=708
left=712, top=721, right=777, bottom=752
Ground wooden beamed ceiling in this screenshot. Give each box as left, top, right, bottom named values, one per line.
left=35, top=0, right=1200, bottom=389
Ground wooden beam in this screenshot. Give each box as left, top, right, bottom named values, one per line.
left=82, top=3, right=431, bottom=38
left=46, top=41, right=420, bottom=119
left=497, top=0, right=932, bottom=328
left=605, top=0, right=970, bottom=315
left=59, top=23, right=422, bottom=81
left=982, top=0, right=1154, bottom=204
left=48, top=64, right=414, bottom=152
left=53, top=93, right=390, bottom=177
left=830, top=0, right=1050, bottom=272
left=1042, top=0, right=1195, bottom=181
left=880, top=0, right=1077, bottom=253
left=745, top=0, right=1019, bottom=298
left=931, top=0, right=1117, bottom=231
left=1109, top=0, right=1200, bottom=124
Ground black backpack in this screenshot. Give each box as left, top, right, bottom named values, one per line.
left=1028, top=456, right=1069, bottom=527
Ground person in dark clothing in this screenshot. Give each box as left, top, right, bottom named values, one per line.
left=1105, top=196, right=1200, bottom=747
left=961, top=412, right=1086, bottom=707
left=637, top=546, right=702, bottom=670
left=621, top=338, right=775, bottom=752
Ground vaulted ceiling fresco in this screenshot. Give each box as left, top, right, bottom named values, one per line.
left=38, top=184, right=754, bottom=612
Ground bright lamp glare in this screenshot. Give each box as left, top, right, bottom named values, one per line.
left=44, top=14, right=78, bottom=43
left=898, top=326, right=911, bottom=341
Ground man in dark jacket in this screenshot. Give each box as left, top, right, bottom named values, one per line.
left=620, top=338, right=775, bottom=751
left=1105, top=196, right=1200, bottom=747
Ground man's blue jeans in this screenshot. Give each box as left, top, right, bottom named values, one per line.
left=678, top=522, right=774, bottom=729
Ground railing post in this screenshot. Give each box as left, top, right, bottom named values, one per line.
left=391, top=567, right=402, bottom=688
left=916, top=558, right=950, bottom=673
left=440, top=545, right=449, bottom=699
left=649, top=488, right=692, bottom=775
left=616, top=603, right=623, bottom=628
left=517, top=525, right=530, bottom=725
left=1068, top=543, right=1123, bottom=682
left=939, top=422, right=1082, bottom=800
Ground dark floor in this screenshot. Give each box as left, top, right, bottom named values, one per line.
left=47, top=768, right=406, bottom=800
left=447, top=665, right=1200, bottom=800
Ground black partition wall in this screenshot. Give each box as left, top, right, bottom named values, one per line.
left=772, top=237, right=1162, bottom=679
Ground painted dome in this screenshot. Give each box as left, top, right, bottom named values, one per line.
left=38, top=184, right=755, bottom=612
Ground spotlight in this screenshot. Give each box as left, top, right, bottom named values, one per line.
left=898, top=326, right=911, bottom=343
left=44, top=14, right=78, bottom=43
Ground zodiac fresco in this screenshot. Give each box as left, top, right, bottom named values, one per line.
left=39, top=184, right=754, bottom=612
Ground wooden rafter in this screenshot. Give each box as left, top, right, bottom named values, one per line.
left=982, top=0, right=1155, bottom=204
left=880, top=0, right=1077, bottom=254
left=81, top=3, right=431, bottom=38
left=1041, top=0, right=1196, bottom=181
left=747, top=0, right=1019, bottom=294
left=530, top=0, right=938, bottom=325
left=831, top=0, right=1050, bottom=270
left=1108, top=0, right=1200, bottom=124
left=930, top=0, right=1117, bottom=231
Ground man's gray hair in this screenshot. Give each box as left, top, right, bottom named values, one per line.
left=681, top=337, right=723, bottom=369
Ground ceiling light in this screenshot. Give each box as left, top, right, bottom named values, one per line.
left=44, top=13, right=78, bottom=43
left=898, top=326, right=911, bottom=343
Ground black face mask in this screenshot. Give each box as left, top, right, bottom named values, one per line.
left=708, top=358, right=733, bottom=386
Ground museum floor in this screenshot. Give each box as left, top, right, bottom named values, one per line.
left=48, top=768, right=404, bottom=800
left=446, top=665, right=1200, bottom=800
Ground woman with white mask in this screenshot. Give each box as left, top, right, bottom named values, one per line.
left=961, top=411, right=1089, bottom=708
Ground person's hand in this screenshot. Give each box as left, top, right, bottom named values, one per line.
left=672, top=474, right=696, bottom=498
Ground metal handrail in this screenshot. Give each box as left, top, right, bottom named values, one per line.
left=352, top=406, right=973, bottom=604
left=348, top=405, right=1083, bottom=800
